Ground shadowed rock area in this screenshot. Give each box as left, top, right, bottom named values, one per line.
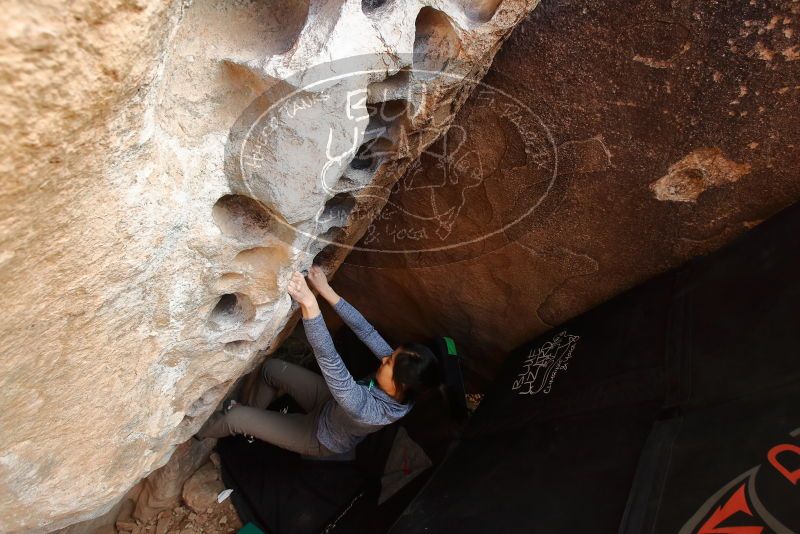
left=332, top=0, right=800, bottom=387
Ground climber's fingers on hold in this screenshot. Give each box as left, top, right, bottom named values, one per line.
left=287, top=271, right=311, bottom=300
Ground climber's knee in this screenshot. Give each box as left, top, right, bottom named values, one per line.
left=261, top=358, right=283, bottom=384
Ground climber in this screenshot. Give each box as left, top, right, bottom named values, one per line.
left=197, top=265, right=442, bottom=458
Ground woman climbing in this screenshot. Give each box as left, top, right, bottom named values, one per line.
left=197, top=265, right=442, bottom=458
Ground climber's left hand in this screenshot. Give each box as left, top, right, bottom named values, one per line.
left=288, top=271, right=320, bottom=317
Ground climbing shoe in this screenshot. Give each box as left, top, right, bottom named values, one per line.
left=222, top=400, right=255, bottom=443
left=222, top=398, right=238, bottom=414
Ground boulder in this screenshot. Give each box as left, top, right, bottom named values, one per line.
left=132, top=438, right=215, bottom=522
left=181, top=461, right=224, bottom=515
left=0, top=0, right=538, bottom=530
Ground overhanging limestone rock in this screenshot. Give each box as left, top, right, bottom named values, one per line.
left=0, top=0, right=537, bottom=531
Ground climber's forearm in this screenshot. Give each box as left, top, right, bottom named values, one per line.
left=299, top=300, right=321, bottom=320
left=331, top=297, right=393, bottom=359
left=317, top=286, right=341, bottom=307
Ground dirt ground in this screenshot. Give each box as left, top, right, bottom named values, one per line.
left=117, top=499, right=243, bottom=534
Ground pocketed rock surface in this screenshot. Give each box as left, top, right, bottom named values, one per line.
left=0, top=0, right=538, bottom=531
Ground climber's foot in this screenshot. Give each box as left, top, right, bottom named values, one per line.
left=222, top=399, right=240, bottom=414
left=222, top=400, right=255, bottom=443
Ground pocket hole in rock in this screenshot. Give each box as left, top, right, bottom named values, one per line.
left=318, top=193, right=357, bottom=229
left=368, top=99, right=413, bottom=124
left=361, top=99, right=413, bottom=155
left=351, top=142, right=377, bottom=170
left=413, top=7, right=462, bottom=74
left=212, top=194, right=275, bottom=243
left=313, top=241, right=341, bottom=268
left=208, top=293, right=255, bottom=330
left=319, top=226, right=344, bottom=243
left=307, top=226, right=347, bottom=263
left=455, top=0, right=503, bottom=23
left=362, top=0, right=390, bottom=14
left=224, top=340, right=254, bottom=357
left=368, top=68, right=413, bottom=104
left=332, top=173, right=363, bottom=193
left=350, top=135, right=399, bottom=172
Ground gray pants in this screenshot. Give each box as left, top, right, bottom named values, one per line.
left=197, top=359, right=338, bottom=458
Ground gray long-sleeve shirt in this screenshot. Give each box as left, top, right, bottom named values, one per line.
left=302, top=297, right=413, bottom=453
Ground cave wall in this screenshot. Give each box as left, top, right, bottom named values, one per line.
left=0, top=0, right=538, bottom=531
left=332, top=0, right=800, bottom=387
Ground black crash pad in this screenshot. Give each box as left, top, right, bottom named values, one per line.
left=217, top=335, right=465, bottom=534
left=390, top=201, right=800, bottom=534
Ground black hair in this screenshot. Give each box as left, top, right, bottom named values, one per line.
left=392, top=342, right=443, bottom=403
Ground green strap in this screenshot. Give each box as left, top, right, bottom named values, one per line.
left=443, top=336, right=457, bottom=356
left=357, top=377, right=375, bottom=390
left=238, top=523, right=266, bottom=534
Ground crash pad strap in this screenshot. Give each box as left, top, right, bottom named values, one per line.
left=443, top=336, right=457, bottom=356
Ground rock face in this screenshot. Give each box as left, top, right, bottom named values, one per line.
left=0, top=0, right=537, bottom=531
left=331, top=0, right=800, bottom=387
